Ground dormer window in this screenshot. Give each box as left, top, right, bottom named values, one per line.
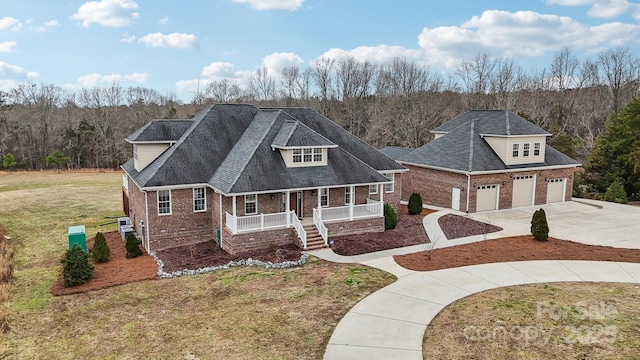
left=293, top=148, right=323, bottom=164
left=512, top=144, right=519, bottom=158
left=534, top=142, right=541, bottom=156
left=523, top=143, right=530, bottom=157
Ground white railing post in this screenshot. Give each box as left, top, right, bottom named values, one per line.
left=260, top=213, right=264, bottom=231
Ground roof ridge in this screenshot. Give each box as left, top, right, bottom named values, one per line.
left=467, top=119, right=475, bottom=172
left=505, top=111, right=511, bottom=136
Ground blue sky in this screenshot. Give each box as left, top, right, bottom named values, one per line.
left=1, top=0, right=640, bottom=102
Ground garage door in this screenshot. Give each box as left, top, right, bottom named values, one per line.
left=546, top=178, right=565, bottom=203
left=476, top=184, right=498, bottom=212
left=512, top=175, right=535, bottom=208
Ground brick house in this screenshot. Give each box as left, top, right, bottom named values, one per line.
left=381, top=110, right=580, bottom=213
left=121, top=104, right=405, bottom=254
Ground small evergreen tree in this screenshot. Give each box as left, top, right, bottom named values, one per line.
left=384, top=203, right=398, bottom=230
left=46, top=150, right=69, bottom=172
left=604, top=178, right=628, bottom=204
left=125, top=233, right=143, bottom=258
left=408, top=192, right=423, bottom=215
left=530, top=208, right=549, bottom=241
left=2, top=153, right=16, bottom=172
left=91, top=232, right=110, bottom=263
left=62, top=244, right=94, bottom=287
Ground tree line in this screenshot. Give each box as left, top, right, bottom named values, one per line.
left=1, top=47, right=639, bottom=197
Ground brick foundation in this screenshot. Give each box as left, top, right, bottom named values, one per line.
left=221, top=227, right=296, bottom=255
left=325, top=217, right=385, bottom=237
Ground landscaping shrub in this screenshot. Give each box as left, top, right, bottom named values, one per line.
left=408, top=192, right=423, bottom=215
left=92, top=232, right=110, bottom=263
left=530, top=208, right=549, bottom=241
left=384, top=203, right=398, bottom=230
left=125, top=233, right=143, bottom=258
left=604, top=178, right=628, bottom=204
left=62, top=244, right=94, bottom=287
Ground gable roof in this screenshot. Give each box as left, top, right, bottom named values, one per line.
left=122, top=104, right=398, bottom=194
left=433, top=110, right=551, bottom=137
left=127, top=120, right=193, bottom=143
left=378, top=146, right=414, bottom=160
left=271, top=119, right=336, bottom=148
left=398, top=111, right=579, bottom=173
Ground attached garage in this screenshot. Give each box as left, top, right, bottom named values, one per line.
left=476, top=184, right=498, bottom=212
left=512, top=175, right=535, bottom=208
left=546, top=178, right=565, bottom=203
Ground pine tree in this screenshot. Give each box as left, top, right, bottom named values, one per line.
left=62, top=244, right=94, bottom=287
left=92, top=232, right=111, bottom=263
left=125, top=233, right=143, bottom=258
left=408, top=192, right=423, bottom=215
left=384, top=203, right=398, bottom=230
left=530, top=209, right=549, bottom=241
left=604, top=178, right=628, bottom=204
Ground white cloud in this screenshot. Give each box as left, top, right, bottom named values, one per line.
left=121, top=32, right=136, bottom=43
left=77, top=72, right=149, bottom=87
left=201, top=62, right=238, bottom=79
left=0, top=61, right=39, bottom=81
left=159, top=16, right=169, bottom=25
left=417, top=10, right=640, bottom=68
left=232, top=0, right=303, bottom=10
left=262, top=52, right=304, bottom=76
left=318, top=45, right=424, bottom=65
left=0, top=16, right=21, bottom=31
left=176, top=61, right=252, bottom=93
left=0, top=41, right=17, bottom=52
left=72, top=0, right=139, bottom=28
left=547, top=0, right=640, bottom=20
left=138, top=33, right=197, bottom=49
left=34, top=20, right=59, bottom=32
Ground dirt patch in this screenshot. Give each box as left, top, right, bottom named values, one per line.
left=156, top=241, right=303, bottom=274
left=51, top=231, right=158, bottom=296
left=438, top=214, right=503, bottom=240
left=331, top=206, right=435, bottom=256
left=395, top=235, right=640, bottom=271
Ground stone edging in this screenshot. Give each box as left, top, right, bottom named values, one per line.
left=149, top=251, right=309, bottom=278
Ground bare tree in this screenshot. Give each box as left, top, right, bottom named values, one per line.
left=311, top=57, right=335, bottom=116
left=204, top=79, right=242, bottom=103
left=598, top=46, right=638, bottom=113
left=281, top=66, right=300, bottom=105
left=248, top=66, right=277, bottom=102
left=456, top=53, right=496, bottom=109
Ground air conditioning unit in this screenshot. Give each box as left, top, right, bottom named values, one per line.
left=117, top=217, right=131, bottom=233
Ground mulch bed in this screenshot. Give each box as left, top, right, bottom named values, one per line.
left=155, top=242, right=302, bottom=274
left=51, top=231, right=158, bottom=296
left=394, top=235, right=640, bottom=271
left=330, top=206, right=434, bottom=256
left=438, top=214, right=503, bottom=240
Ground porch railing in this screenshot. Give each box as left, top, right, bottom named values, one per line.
left=318, top=200, right=383, bottom=222
left=226, top=211, right=289, bottom=233
left=290, top=211, right=307, bottom=249
left=313, top=208, right=328, bottom=246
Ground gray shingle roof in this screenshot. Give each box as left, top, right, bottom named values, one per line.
left=378, top=146, right=414, bottom=160
left=271, top=119, right=336, bottom=148
left=433, top=110, right=551, bottom=136
left=399, top=111, right=579, bottom=173
left=127, top=120, right=193, bottom=142
left=123, top=104, right=397, bottom=193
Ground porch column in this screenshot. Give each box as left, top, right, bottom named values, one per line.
left=285, top=191, right=291, bottom=227
left=232, top=195, right=237, bottom=216
left=317, top=188, right=321, bottom=209
left=379, top=183, right=384, bottom=216
left=349, top=185, right=354, bottom=220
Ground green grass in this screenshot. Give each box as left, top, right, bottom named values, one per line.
left=0, top=170, right=396, bottom=359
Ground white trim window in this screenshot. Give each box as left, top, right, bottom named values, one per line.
left=345, top=187, right=352, bottom=205
left=157, top=189, right=171, bottom=215
left=523, top=143, right=530, bottom=157
left=193, top=187, right=206, bottom=212
left=382, top=172, right=395, bottom=193
left=320, top=187, right=329, bottom=207
left=534, top=142, right=541, bottom=156
left=245, top=194, right=257, bottom=215
left=133, top=145, right=138, bottom=162
left=512, top=143, right=519, bottom=158
left=369, top=184, right=378, bottom=194
left=292, top=148, right=323, bottom=163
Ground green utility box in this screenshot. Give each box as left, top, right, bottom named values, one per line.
left=68, top=225, right=87, bottom=251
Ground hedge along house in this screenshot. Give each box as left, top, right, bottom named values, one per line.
left=121, top=104, right=405, bottom=254
left=381, top=110, right=580, bottom=213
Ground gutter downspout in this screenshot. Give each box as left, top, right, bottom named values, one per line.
left=465, top=173, right=471, bottom=213
left=144, top=191, right=150, bottom=251
left=219, top=192, right=223, bottom=250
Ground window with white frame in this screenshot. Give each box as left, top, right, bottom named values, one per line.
left=534, top=142, right=541, bottom=156
left=523, top=143, right=530, bottom=157
left=320, top=188, right=329, bottom=207
left=244, top=194, right=257, bottom=215
left=512, top=143, right=519, bottom=157
left=133, top=145, right=138, bottom=162
left=344, top=187, right=352, bottom=205
left=292, top=148, right=323, bottom=164
left=369, top=184, right=378, bottom=194
left=157, top=189, right=171, bottom=215
left=193, top=187, right=206, bottom=212
left=382, top=172, right=394, bottom=192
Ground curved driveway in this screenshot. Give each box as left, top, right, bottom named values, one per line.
left=320, top=199, right=640, bottom=360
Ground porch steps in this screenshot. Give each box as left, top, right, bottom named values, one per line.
left=303, top=224, right=327, bottom=251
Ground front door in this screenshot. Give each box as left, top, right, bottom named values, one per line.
left=289, top=191, right=303, bottom=218
left=451, top=187, right=461, bottom=211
